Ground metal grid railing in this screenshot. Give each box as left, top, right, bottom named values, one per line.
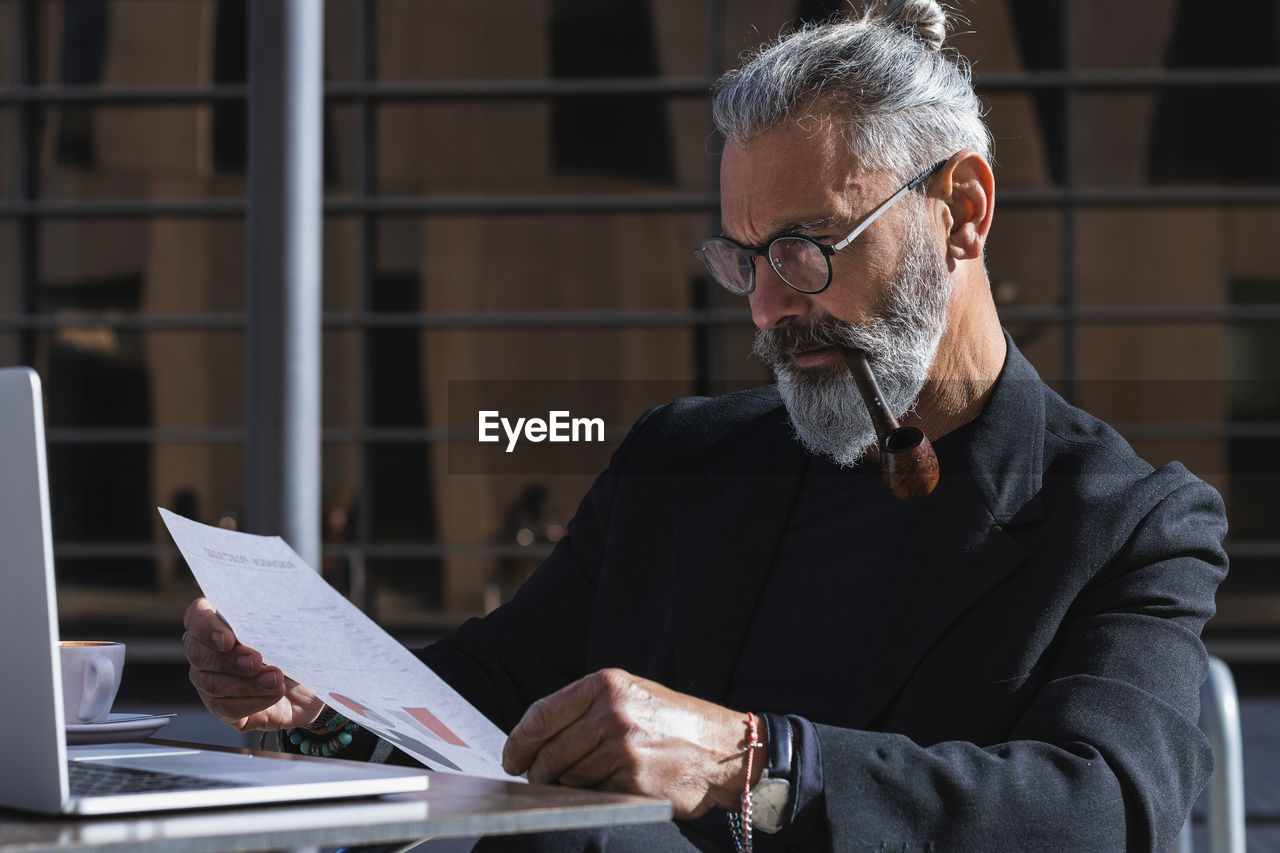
left=2, top=0, right=1275, bottom=618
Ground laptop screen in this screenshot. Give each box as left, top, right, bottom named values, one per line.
left=0, top=367, right=71, bottom=813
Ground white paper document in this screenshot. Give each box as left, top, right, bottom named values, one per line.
left=159, top=508, right=519, bottom=781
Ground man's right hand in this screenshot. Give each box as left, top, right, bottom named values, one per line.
left=182, top=597, right=326, bottom=732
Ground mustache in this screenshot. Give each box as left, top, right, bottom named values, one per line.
left=752, top=316, right=876, bottom=365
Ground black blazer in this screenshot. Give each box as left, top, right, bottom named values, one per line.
left=422, top=337, right=1228, bottom=852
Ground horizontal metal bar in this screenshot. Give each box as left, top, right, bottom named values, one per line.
left=0, top=198, right=246, bottom=218
left=330, top=186, right=1280, bottom=213
left=999, top=186, right=1280, bottom=207
left=0, top=309, right=756, bottom=331
left=43, top=424, right=636, bottom=444
left=45, top=538, right=1278, bottom=562
left=42, top=427, right=449, bottom=444
left=1221, top=541, right=1280, bottom=559
left=327, top=542, right=556, bottom=560
left=2, top=67, right=1276, bottom=107
left=329, top=68, right=1280, bottom=99
left=975, top=66, right=1280, bottom=91
left=10, top=305, right=1280, bottom=334
left=324, top=76, right=712, bottom=100
left=1203, top=637, right=1280, bottom=663
left=0, top=78, right=708, bottom=106
left=323, top=426, right=632, bottom=442
left=46, top=427, right=246, bottom=444
left=1000, top=305, right=1280, bottom=324
left=0, top=84, right=249, bottom=104
left=54, top=543, right=180, bottom=560
left=333, top=305, right=1280, bottom=328
left=320, top=308, right=754, bottom=328
left=0, top=186, right=1276, bottom=221
left=0, top=193, right=718, bottom=218
left=1115, top=423, right=1280, bottom=440
left=52, top=541, right=556, bottom=560
left=0, top=313, right=247, bottom=330
left=322, top=192, right=719, bottom=214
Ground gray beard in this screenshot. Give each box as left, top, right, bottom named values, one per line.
left=752, top=208, right=952, bottom=467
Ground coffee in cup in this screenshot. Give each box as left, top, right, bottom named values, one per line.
left=59, top=641, right=125, bottom=724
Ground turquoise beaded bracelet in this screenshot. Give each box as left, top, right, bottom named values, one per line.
left=285, top=709, right=362, bottom=757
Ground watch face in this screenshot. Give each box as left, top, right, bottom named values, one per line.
left=750, top=777, right=790, bottom=833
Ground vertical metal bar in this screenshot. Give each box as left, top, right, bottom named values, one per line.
left=10, top=0, right=37, bottom=367
left=351, top=0, right=374, bottom=611
left=245, top=0, right=323, bottom=569
left=1061, top=0, right=1078, bottom=404
left=1175, top=813, right=1193, bottom=853
left=702, top=0, right=726, bottom=395
left=1201, top=657, right=1246, bottom=853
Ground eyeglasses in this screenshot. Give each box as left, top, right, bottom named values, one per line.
left=695, top=159, right=947, bottom=296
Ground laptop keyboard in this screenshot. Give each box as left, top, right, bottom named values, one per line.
left=69, top=760, right=247, bottom=796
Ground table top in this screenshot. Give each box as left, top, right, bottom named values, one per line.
left=0, top=743, right=672, bottom=853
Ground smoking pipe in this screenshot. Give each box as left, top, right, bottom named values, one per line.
left=840, top=348, right=939, bottom=500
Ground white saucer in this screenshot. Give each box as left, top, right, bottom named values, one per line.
left=66, top=712, right=172, bottom=746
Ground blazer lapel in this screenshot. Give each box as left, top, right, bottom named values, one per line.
left=847, top=472, right=1027, bottom=727
left=849, top=335, right=1048, bottom=726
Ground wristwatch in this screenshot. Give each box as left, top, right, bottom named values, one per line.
left=750, top=713, right=794, bottom=833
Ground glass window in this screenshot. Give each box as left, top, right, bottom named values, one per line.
left=0, top=1, right=10, bottom=87
left=52, top=441, right=242, bottom=629
left=1074, top=0, right=1280, bottom=71
left=3, top=0, right=1278, bottom=642
left=26, top=328, right=244, bottom=430
left=39, top=104, right=225, bottom=189
left=1076, top=89, right=1280, bottom=186
left=986, top=209, right=1066, bottom=310
left=35, top=218, right=246, bottom=313
left=0, top=108, right=10, bottom=195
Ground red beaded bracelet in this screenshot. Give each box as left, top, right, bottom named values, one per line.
left=728, top=712, right=764, bottom=853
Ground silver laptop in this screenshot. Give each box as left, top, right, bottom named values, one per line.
left=0, top=366, right=430, bottom=815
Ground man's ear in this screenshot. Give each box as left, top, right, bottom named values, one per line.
left=938, top=150, right=994, bottom=261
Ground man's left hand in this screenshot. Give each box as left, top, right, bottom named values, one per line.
left=501, top=668, right=763, bottom=819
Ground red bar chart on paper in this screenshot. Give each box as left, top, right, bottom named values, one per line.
left=161, top=509, right=518, bottom=782
left=404, top=706, right=468, bottom=747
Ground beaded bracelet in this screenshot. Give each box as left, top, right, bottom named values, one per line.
left=728, top=712, right=764, bottom=853
left=287, top=708, right=362, bottom=758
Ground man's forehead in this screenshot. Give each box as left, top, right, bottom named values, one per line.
left=722, top=121, right=863, bottom=179
left=718, top=123, right=888, bottom=240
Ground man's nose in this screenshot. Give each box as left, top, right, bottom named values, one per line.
left=748, top=257, right=812, bottom=330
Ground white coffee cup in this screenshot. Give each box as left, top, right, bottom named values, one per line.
left=59, top=641, right=125, bottom=724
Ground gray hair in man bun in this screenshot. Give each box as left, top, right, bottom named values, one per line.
left=712, top=1, right=990, bottom=182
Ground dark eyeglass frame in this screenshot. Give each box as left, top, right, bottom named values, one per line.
left=695, top=158, right=949, bottom=296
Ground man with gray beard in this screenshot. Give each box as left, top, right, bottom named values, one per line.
left=752, top=196, right=952, bottom=467
left=182, top=4, right=1226, bottom=851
